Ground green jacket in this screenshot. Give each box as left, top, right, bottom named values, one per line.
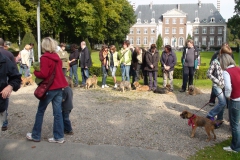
left=108, top=51, right=119, bottom=67
left=118, top=48, right=132, bottom=66
left=57, top=50, right=69, bottom=69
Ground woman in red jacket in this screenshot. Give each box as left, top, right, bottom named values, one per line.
left=26, top=37, right=68, bottom=143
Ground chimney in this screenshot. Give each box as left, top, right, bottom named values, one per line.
left=149, top=1, right=153, bottom=10
left=217, top=0, right=220, bottom=12
left=177, top=4, right=180, bottom=10
left=198, top=0, right=201, bottom=8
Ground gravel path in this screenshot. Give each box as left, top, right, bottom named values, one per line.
left=1, top=84, right=231, bottom=159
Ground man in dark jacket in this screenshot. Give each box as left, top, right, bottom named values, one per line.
left=160, top=45, right=177, bottom=92
left=0, top=52, right=21, bottom=134
left=79, top=41, right=92, bottom=87
left=179, top=39, right=200, bottom=92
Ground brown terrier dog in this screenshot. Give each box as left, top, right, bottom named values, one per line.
left=85, top=75, right=98, bottom=89
left=133, top=81, right=149, bottom=91
left=180, top=110, right=223, bottom=142
left=188, top=85, right=202, bottom=95
left=21, top=74, right=34, bottom=87
left=116, top=81, right=131, bottom=92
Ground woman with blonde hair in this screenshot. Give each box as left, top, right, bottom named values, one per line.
left=26, top=37, right=68, bottom=143
left=20, top=44, right=31, bottom=77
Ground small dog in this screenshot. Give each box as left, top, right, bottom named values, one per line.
left=180, top=110, right=223, bottom=142
left=116, top=81, right=131, bottom=92
left=133, top=81, right=149, bottom=91
left=188, top=85, right=202, bottom=95
left=21, top=74, right=34, bottom=87
left=85, top=75, right=98, bottom=89
left=153, top=84, right=171, bottom=94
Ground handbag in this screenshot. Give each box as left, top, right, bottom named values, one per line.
left=34, top=63, right=57, bottom=100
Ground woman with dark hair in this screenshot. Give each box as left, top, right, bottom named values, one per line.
left=160, top=45, right=177, bottom=92
left=145, top=44, right=159, bottom=91
left=69, top=44, right=79, bottom=87
left=108, top=45, right=119, bottom=88
left=57, top=43, right=69, bottom=76
left=99, top=44, right=109, bottom=88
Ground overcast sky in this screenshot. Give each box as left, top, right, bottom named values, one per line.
left=130, top=0, right=235, bottom=21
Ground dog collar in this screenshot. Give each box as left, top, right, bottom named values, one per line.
left=188, top=114, right=196, bottom=129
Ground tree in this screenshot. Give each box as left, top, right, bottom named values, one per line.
left=156, top=34, right=163, bottom=51
left=20, top=32, right=38, bottom=61
left=187, top=34, right=192, bottom=40
left=85, top=38, right=91, bottom=54
left=114, top=42, right=120, bottom=51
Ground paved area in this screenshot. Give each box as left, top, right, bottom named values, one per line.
left=0, top=139, right=184, bottom=160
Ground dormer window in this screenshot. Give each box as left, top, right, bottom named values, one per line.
left=210, top=17, right=215, bottom=23
left=137, top=18, right=141, bottom=24
left=202, top=19, right=207, bottom=23
left=195, top=17, right=199, bottom=23
left=219, top=19, right=223, bottom=22
left=151, top=18, right=155, bottom=23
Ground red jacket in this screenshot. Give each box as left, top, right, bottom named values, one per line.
left=226, top=67, right=240, bottom=99
left=34, top=52, right=68, bottom=90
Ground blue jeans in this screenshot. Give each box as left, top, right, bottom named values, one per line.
left=109, top=66, right=117, bottom=77
left=81, top=68, right=89, bottom=85
left=2, top=98, right=8, bottom=127
left=148, top=71, right=158, bottom=90
left=29, top=59, right=33, bottom=75
left=101, top=66, right=108, bottom=85
left=229, top=100, right=240, bottom=152
left=207, top=86, right=226, bottom=120
left=62, top=110, right=72, bottom=132
left=20, top=64, right=29, bottom=77
left=120, top=64, right=130, bottom=81
left=69, top=64, right=78, bottom=85
left=31, top=89, right=64, bottom=141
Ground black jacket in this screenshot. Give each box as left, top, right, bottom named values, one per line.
left=144, top=50, right=160, bottom=71
left=0, top=52, right=21, bottom=112
left=69, top=49, right=79, bottom=67
left=79, top=47, right=92, bottom=68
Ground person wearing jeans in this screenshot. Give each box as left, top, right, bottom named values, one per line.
left=26, top=37, right=68, bottom=143
left=220, top=53, right=240, bottom=152
left=108, top=45, right=119, bottom=88
left=69, top=44, right=79, bottom=87
left=118, top=40, right=132, bottom=82
left=99, top=45, right=109, bottom=88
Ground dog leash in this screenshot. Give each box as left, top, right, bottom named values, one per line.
left=194, top=90, right=223, bottom=114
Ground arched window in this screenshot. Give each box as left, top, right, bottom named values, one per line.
left=179, top=37, right=184, bottom=46
left=164, top=37, right=169, bottom=45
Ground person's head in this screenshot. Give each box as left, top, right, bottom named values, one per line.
left=221, top=42, right=229, bottom=47
left=187, top=39, right=194, bottom=48
left=101, top=44, right=108, bottom=52
left=134, top=47, right=142, bottom=55
left=123, top=40, right=130, bottom=49
left=65, top=76, right=74, bottom=88
left=110, top=45, right=116, bottom=53
left=25, top=44, right=31, bottom=51
left=219, top=53, right=236, bottom=70
left=220, top=45, right=232, bottom=55
left=42, top=37, right=58, bottom=53
left=3, top=42, right=10, bottom=50
left=164, top=45, right=172, bottom=53
left=29, top=43, right=34, bottom=49
left=150, top=44, right=157, bottom=53
left=71, top=44, right=78, bottom=51
left=0, top=38, right=4, bottom=47
left=81, top=41, right=86, bottom=49
left=60, top=43, right=66, bottom=50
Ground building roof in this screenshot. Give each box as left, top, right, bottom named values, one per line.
left=135, top=3, right=225, bottom=24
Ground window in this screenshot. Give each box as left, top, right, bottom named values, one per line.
left=144, top=29, right=148, bottom=34
left=129, top=37, right=134, bottom=44
left=137, top=18, right=141, bottom=24
left=137, top=29, right=140, bottom=34
left=195, top=18, right=199, bottom=23
left=172, top=28, right=176, bottom=34
left=194, top=37, right=199, bottom=46
left=164, top=37, right=169, bottom=45
left=130, top=29, right=133, bottom=34
left=165, top=18, right=169, bottom=24
left=179, top=28, right=184, bottom=34
left=210, top=17, right=215, bottom=23
left=165, top=28, right=169, bottom=34
left=137, top=37, right=141, bottom=45
left=202, top=37, right=206, bottom=45
left=151, top=37, right=155, bottom=44
left=151, top=18, right=155, bottom=23
left=144, top=37, right=148, bottom=45
left=172, top=18, right=176, bottom=24
left=218, top=37, right=222, bottom=46
left=202, top=27, right=207, bottom=34
left=151, top=28, right=155, bottom=34
left=194, top=28, right=199, bottom=34
left=218, top=27, right=223, bottom=34
left=179, top=37, right=184, bottom=46
left=180, top=18, right=184, bottom=24
left=210, top=37, right=214, bottom=46
left=210, top=27, right=215, bottom=34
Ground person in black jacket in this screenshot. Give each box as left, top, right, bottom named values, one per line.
left=0, top=52, right=21, bottom=135
left=79, top=41, right=92, bottom=87
left=69, top=44, right=79, bottom=87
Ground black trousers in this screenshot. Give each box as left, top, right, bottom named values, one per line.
left=182, top=66, right=194, bottom=90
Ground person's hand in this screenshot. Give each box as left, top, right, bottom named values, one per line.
left=150, top=64, right=154, bottom=69
left=165, top=66, right=170, bottom=70
left=106, top=65, right=108, bottom=69
left=0, top=85, right=13, bottom=99
left=85, top=66, right=88, bottom=69
left=196, top=66, right=199, bottom=70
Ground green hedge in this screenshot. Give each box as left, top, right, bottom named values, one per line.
left=89, top=66, right=209, bottom=79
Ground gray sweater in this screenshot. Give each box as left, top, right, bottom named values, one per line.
left=184, top=47, right=194, bottom=67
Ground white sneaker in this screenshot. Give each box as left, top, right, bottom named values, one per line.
left=223, top=146, right=237, bottom=153
left=104, top=84, right=109, bottom=88
left=114, top=84, right=118, bottom=88
left=26, top=133, right=40, bottom=142
left=102, top=85, right=105, bottom=88
left=48, top=137, right=65, bottom=144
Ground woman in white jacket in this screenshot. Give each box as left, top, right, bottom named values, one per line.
left=20, top=44, right=31, bottom=77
